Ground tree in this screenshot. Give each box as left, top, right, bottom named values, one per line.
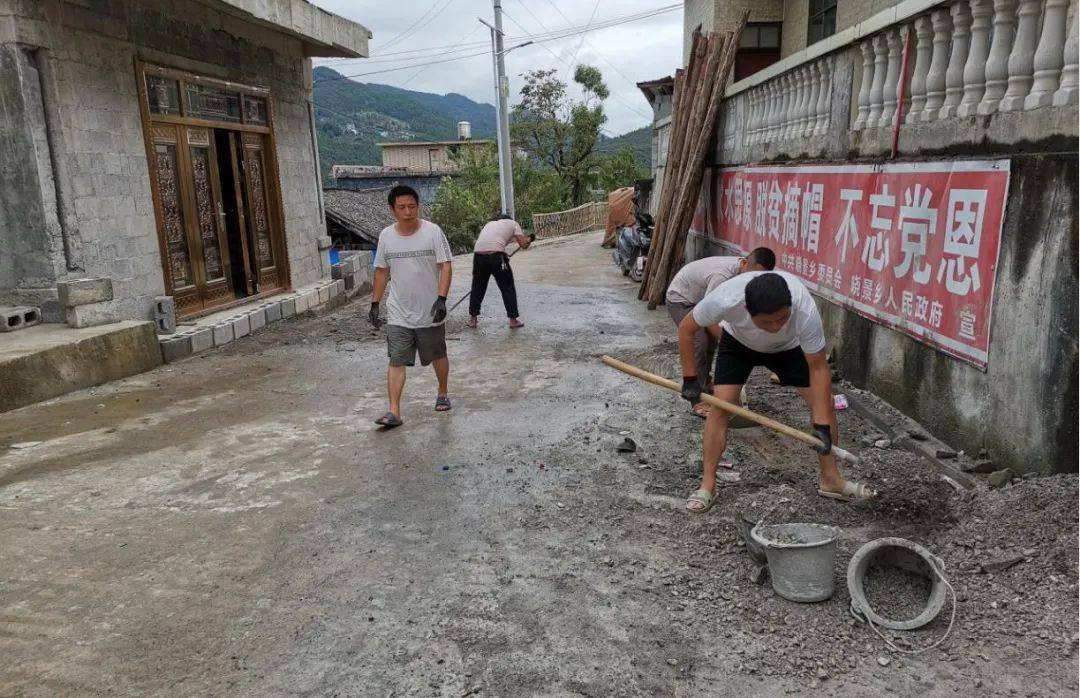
left=430, top=145, right=568, bottom=252
left=595, top=146, right=648, bottom=193
left=511, top=65, right=610, bottom=205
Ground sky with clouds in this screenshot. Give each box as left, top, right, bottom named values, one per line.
left=308, top=1, right=684, bottom=136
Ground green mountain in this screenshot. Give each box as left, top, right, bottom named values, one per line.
left=597, top=126, right=652, bottom=170
left=312, top=66, right=653, bottom=180
left=313, top=66, right=498, bottom=179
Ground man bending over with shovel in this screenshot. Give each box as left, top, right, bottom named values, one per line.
left=666, top=246, right=776, bottom=418
left=677, top=271, right=877, bottom=513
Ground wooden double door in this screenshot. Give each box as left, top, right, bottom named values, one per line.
left=147, top=124, right=286, bottom=317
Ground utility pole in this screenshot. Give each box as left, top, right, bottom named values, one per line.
left=482, top=1, right=517, bottom=220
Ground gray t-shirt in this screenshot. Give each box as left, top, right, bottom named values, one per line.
left=373, top=220, right=453, bottom=329
left=692, top=271, right=826, bottom=354
left=666, top=256, right=742, bottom=306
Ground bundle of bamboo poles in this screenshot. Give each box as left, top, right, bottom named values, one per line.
left=639, top=15, right=747, bottom=309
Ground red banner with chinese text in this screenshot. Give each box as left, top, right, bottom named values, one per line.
left=690, top=161, right=1011, bottom=369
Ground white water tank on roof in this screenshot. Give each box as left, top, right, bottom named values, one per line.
left=457, top=121, right=471, bottom=140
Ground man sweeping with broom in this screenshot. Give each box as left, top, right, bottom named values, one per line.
left=676, top=271, right=878, bottom=513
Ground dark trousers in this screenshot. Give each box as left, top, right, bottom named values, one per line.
left=469, top=252, right=519, bottom=318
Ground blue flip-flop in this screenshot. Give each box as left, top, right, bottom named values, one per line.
left=435, top=396, right=452, bottom=412
left=374, top=412, right=403, bottom=428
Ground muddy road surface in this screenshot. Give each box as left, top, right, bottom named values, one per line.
left=1, top=233, right=1076, bottom=696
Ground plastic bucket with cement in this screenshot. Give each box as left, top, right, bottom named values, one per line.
left=847, top=537, right=948, bottom=630
left=751, top=523, right=841, bottom=602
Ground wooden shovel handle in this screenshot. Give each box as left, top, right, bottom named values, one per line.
left=601, top=355, right=859, bottom=465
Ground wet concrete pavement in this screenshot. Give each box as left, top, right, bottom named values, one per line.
left=1, top=233, right=1076, bottom=696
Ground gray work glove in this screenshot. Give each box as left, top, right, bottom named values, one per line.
left=811, top=423, right=833, bottom=455
left=430, top=295, right=447, bottom=324
left=681, top=377, right=702, bottom=405
left=368, top=302, right=382, bottom=328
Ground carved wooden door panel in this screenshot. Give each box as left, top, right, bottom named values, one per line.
left=147, top=124, right=235, bottom=316
left=184, top=127, right=234, bottom=310
left=239, top=133, right=284, bottom=293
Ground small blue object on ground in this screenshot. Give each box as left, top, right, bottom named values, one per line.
left=442, top=465, right=450, bottom=471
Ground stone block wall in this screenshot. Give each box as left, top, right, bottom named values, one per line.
left=0, top=0, right=329, bottom=325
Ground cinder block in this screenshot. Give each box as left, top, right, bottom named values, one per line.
left=232, top=314, right=250, bottom=338
left=190, top=327, right=214, bottom=353
left=333, top=279, right=346, bottom=297
left=57, top=277, right=113, bottom=307
left=213, top=322, right=234, bottom=346
left=294, top=293, right=310, bottom=314
left=64, top=302, right=113, bottom=329
left=343, top=274, right=356, bottom=292
left=317, top=285, right=331, bottom=304
left=154, top=296, right=176, bottom=334
left=247, top=307, right=267, bottom=331
left=280, top=297, right=296, bottom=318
left=0, top=306, right=41, bottom=333
left=160, top=335, right=193, bottom=363
left=264, top=301, right=283, bottom=323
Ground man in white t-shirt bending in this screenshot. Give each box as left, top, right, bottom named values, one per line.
left=676, top=271, right=878, bottom=513
left=368, top=185, right=454, bottom=428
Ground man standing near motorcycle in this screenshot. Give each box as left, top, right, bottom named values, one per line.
left=665, top=247, right=776, bottom=418
left=468, top=214, right=532, bottom=329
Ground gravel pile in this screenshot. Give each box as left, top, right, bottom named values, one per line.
left=862, top=563, right=934, bottom=621
left=520, top=351, right=1078, bottom=690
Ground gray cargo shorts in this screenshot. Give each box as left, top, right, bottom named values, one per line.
left=387, top=324, right=447, bottom=367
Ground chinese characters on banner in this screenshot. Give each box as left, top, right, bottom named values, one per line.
left=689, top=161, right=1011, bottom=369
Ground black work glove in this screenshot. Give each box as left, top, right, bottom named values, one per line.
left=368, top=302, right=382, bottom=328
left=528, top=233, right=536, bottom=242
left=811, top=423, right=833, bottom=455
left=681, top=376, right=702, bottom=405
left=430, top=295, right=447, bottom=324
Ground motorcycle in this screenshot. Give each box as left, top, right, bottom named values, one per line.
left=612, top=212, right=653, bottom=282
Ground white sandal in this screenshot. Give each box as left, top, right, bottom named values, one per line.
left=686, top=488, right=717, bottom=513
left=818, top=480, right=878, bottom=502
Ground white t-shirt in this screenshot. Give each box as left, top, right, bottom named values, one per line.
left=474, top=219, right=523, bottom=253
left=692, top=270, right=826, bottom=354
left=373, top=220, right=453, bottom=328
left=665, top=256, right=742, bottom=306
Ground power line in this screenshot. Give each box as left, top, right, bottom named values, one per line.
left=499, top=8, right=651, bottom=125
left=510, top=0, right=652, bottom=120
left=567, top=0, right=602, bottom=77
left=400, top=22, right=483, bottom=89
left=319, top=4, right=681, bottom=71
left=377, top=0, right=449, bottom=53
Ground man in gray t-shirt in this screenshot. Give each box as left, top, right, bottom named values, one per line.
left=665, top=248, right=775, bottom=418
left=368, top=185, right=453, bottom=428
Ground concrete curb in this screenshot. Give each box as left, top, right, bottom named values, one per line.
left=843, top=389, right=979, bottom=489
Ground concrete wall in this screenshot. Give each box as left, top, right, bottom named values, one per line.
left=684, top=0, right=786, bottom=63
left=692, top=44, right=1080, bottom=474
left=0, top=0, right=331, bottom=324
left=380, top=142, right=492, bottom=173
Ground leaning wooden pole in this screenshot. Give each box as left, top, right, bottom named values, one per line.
left=645, top=32, right=725, bottom=307
left=639, top=33, right=705, bottom=300
left=642, top=14, right=748, bottom=309
left=651, top=23, right=744, bottom=305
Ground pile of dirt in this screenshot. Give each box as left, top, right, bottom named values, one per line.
left=524, top=360, right=1078, bottom=687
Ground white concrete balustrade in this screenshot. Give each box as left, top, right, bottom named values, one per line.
left=744, top=58, right=835, bottom=144
left=852, top=0, right=1079, bottom=130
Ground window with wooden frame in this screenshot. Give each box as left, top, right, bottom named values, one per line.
left=735, top=22, right=783, bottom=81
left=807, top=0, right=838, bottom=45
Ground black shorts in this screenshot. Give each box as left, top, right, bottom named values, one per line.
left=713, top=332, right=810, bottom=388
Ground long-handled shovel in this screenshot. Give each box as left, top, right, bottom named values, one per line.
left=448, top=234, right=534, bottom=315
left=601, top=355, right=860, bottom=465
